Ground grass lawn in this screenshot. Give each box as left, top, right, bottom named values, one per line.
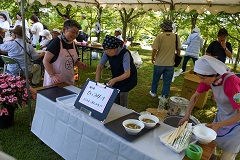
left=0, top=46, right=239, bottom=160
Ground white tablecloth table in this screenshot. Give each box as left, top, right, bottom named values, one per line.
left=31, top=85, right=186, bottom=160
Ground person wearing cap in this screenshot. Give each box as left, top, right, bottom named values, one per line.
left=80, top=14, right=88, bottom=33
left=206, top=28, right=232, bottom=63
left=0, top=13, right=10, bottom=39
left=181, top=27, right=203, bottom=72
left=95, top=35, right=137, bottom=108
left=30, top=14, right=43, bottom=47
left=43, top=20, right=87, bottom=86
left=179, top=55, right=240, bottom=160
left=149, top=20, right=181, bottom=98
left=39, top=29, right=52, bottom=49
left=0, top=13, right=10, bottom=31
left=114, top=28, right=124, bottom=41
left=0, top=25, right=45, bottom=86
left=14, top=12, right=30, bottom=39
left=51, top=28, right=61, bottom=39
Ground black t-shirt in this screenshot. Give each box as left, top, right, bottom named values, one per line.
left=206, top=41, right=232, bottom=63
left=46, top=37, right=79, bottom=63
left=76, top=31, right=88, bottom=42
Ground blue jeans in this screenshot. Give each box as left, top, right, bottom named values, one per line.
left=182, top=55, right=198, bottom=72
left=151, top=65, right=174, bottom=98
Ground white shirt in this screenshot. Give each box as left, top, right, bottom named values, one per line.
left=0, top=20, right=10, bottom=30
left=0, top=21, right=10, bottom=38
left=116, top=35, right=123, bottom=41
left=14, top=20, right=30, bottom=39
left=31, top=22, right=43, bottom=46
left=40, top=38, right=50, bottom=47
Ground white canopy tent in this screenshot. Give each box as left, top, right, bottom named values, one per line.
left=16, top=0, right=240, bottom=14
left=14, top=0, right=239, bottom=124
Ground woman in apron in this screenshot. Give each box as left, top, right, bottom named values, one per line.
left=43, top=20, right=87, bottom=86
left=179, top=55, right=240, bottom=160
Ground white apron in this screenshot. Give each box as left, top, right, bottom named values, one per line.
left=43, top=36, right=78, bottom=86
left=211, top=73, right=240, bottom=153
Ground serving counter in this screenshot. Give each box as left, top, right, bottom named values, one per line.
left=31, top=85, right=215, bottom=160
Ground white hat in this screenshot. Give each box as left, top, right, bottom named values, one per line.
left=115, top=28, right=122, bottom=34
left=193, top=27, right=200, bottom=33
left=39, top=30, right=51, bottom=39
left=194, top=55, right=228, bottom=75
left=52, top=28, right=61, bottom=34
left=82, top=14, right=86, bottom=18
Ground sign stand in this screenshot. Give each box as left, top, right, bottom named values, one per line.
left=74, top=79, right=119, bottom=122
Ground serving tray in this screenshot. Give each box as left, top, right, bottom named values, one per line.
left=104, top=112, right=160, bottom=142
left=37, top=86, right=76, bottom=102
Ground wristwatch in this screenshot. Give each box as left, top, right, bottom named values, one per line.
left=224, top=47, right=228, bottom=51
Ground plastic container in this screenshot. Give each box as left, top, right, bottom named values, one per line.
left=159, top=129, right=197, bottom=153
left=158, top=96, right=167, bottom=113
left=56, top=94, right=78, bottom=108
left=168, top=96, right=189, bottom=115
left=36, top=42, right=40, bottom=50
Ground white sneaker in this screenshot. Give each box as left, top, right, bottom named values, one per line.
left=149, top=91, right=156, bottom=97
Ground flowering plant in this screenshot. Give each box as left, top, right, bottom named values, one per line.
left=0, top=74, right=29, bottom=116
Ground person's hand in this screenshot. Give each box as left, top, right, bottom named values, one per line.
left=205, top=122, right=221, bottom=132
left=108, top=79, right=116, bottom=87
left=78, top=62, right=87, bottom=70
left=50, top=75, right=60, bottom=83
left=178, top=116, right=189, bottom=126
left=221, top=41, right=226, bottom=49
left=151, top=57, right=155, bottom=64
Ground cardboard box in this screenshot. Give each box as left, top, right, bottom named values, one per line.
left=181, top=71, right=209, bottom=109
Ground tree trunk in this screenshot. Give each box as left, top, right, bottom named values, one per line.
left=96, top=7, right=102, bottom=43
left=191, top=13, right=198, bottom=31
left=233, top=42, right=240, bottom=71
left=201, top=39, right=208, bottom=56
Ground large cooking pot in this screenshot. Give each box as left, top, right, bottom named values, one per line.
left=168, top=96, right=189, bottom=115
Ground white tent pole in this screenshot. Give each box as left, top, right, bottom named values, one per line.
left=21, top=0, right=33, bottom=125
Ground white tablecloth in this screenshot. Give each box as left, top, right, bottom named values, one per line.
left=31, top=85, right=186, bottom=160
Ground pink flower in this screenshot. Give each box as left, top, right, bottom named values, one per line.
left=12, top=97, right=18, bottom=102
left=0, top=74, right=30, bottom=110
left=0, top=108, right=9, bottom=116
left=16, top=76, right=21, bottom=80
left=0, top=97, right=6, bottom=102
left=0, top=83, right=8, bottom=89
left=2, top=89, right=7, bottom=93
left=8, top=99, right=13, bottom=103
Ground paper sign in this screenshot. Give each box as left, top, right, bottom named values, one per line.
left=78, top=81, right=113, bottom=113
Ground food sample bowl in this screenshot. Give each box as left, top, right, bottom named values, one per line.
left=139, top=114, right=159, bottom=129
left=122, top=119, right=144, bottom=135
left=193, top=126, right=217, bottom=144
